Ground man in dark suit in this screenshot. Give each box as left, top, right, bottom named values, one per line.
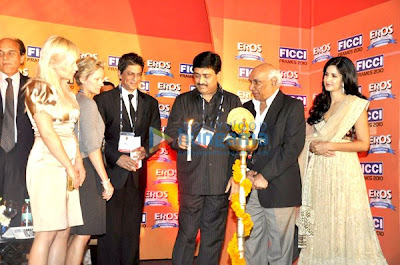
left=0, top=38, right=34, bottom=227
left=166, top=51, right=242, bottom=265
left=94, top=52, right=161, bottom=265
left=243, top=63, right=305, bottom=264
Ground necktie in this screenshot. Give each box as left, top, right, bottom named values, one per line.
left=1, top=78, right=15, bottom=152
left=128, top=94, right=136, bottom=132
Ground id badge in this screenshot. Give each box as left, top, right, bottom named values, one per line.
left=118, top=132, right=136, bottom=153
left=194, top=125, right=215, bottom=148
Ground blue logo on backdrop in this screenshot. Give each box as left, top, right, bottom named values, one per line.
left=369, top=134, right=395, bottom=154
left=27, top=46, right=41, bottom=59
left=139, top=81, right=150, bottom=93
left=279, top=47, right=307, bottom=61
left=108, top=56, right=120, bottom=67
left=156, top=82, right=181, bottom=98
left=158, top=104, right=170, bottom=119
left=235, top=42, right=264, bottom=61
left=356, top=55, right=384, bottom=72
left=153, top=169, right=177, bottom=184
left=361, top=162, right=383, bottom=176
left=141, top=213, right=147, bottom=224
left=373, top=216, right=384, bottom=231
left=238, top=66, right=253, bottom=78
left=338, top=34, right=363, bottom=52
left=144, top=191, right=171, bottom=207
left=152, top=213, right=179, bottom=229
left=368, top=25, right=397, bottom=50
left=312, top=43, right=332, bottom=63
left=369, top=189, right=395, bottom=210
left=368, top=80, right=394, bottom=100
left=281, top=71, right=301, bottom=88
left=368, top=108, right=383, bottom=122
left=179, top=63, right=193, bottom=75
left=146, top=60, right=173, bottom=77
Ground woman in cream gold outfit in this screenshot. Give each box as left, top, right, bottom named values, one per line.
left=25, top=36, right=84, bottom=265
left=297, top=56, right=387, bottom=264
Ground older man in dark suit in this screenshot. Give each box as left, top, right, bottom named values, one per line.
left=95, top=52, right=161, bottom=265
left=0, top=38, right=33, bottom=227
left=243, top=63, right=305, bottom=264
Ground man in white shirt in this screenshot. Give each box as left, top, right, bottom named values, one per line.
left=243, top=63, right=305, bottom=264
left=0, top=38, right=34, bottom=226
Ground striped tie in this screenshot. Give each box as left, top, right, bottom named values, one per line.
left=1, top=78, right=15, bottom=152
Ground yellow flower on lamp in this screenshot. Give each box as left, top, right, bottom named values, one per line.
left=226, top=107, right=259, bottom=264
left=227, top=158, right=254, bottom=264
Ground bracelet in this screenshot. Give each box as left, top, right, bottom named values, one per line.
left=102, top=179, right=110, bottom=186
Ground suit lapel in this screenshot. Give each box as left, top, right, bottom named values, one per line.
left=0, top=85, right=2, bottom=114
left=17, top=74, right=28, bottom=115
left=111, top=86, right=131, bottom=132
left=244, top=100, right=256, bottom=118
left=135, top=90, right=145, bottom=133
left=118, top=87, right=133, bottom=132
left=264, top=90, right=284, bottom=125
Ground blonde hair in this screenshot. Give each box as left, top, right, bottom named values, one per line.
left=74, top=57, right=104, bottom=86
left=38, top=36, right=79, bottom=89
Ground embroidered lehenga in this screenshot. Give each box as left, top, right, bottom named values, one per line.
left=297, top=95, right=387, bottom=264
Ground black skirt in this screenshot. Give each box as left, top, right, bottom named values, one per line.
left=70, top=157, right=106, bottom=235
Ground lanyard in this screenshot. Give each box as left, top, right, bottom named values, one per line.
left=200, top=91, right=224, bottom=131
left=119, top=86, right=137, bottom=133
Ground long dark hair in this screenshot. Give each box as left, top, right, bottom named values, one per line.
left=307, top=56, right=366, bottom=125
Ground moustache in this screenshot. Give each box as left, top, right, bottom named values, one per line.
left=197, top=83, right=207, bottom=87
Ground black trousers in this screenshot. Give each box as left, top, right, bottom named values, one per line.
left=172, top=193, right=229, bottom=265
left=97, top=175, right=143, bottom=265
left=0, top=146, right=29, bottom=227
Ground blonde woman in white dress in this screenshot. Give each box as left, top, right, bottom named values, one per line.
left=25, top=36, right=84, bottom=265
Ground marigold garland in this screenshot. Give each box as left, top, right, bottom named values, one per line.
left=228, top=159, right=253, bottom=265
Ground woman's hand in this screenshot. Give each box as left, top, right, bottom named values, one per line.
left=102, top=180, right=114, bottom=201
left=66, top=166, right=79, bottom=189
left=310, top=141, right=335, bottom=157
left=74, top=154, right=86, bottom=188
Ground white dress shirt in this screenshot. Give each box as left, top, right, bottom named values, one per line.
left=252, top=88, right=279, bottom=138
left=120, top=85, right=138, bottom=128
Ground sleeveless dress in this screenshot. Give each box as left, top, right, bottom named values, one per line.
left=25, top=79, right=83, bottom=232
left=297, top=95, right=387, bottom=264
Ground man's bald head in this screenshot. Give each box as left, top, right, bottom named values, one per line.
left=248, top=63, right=281, bottom=101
